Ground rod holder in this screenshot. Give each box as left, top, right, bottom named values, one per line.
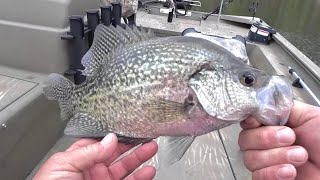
left=86, top=9, right=100, bottom=47
left=112, top=2, right=122, bottom=26
left=168, top=8, right=174, bottom=22
left=101, top=5, right=112, bottom=26
left=292, top=79, right=303, bottom=88
left=61, top=15, right=87, bottom=85
left=127, top=14, right=136, bottom=26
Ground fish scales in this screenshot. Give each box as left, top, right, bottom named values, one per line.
left=70, top=39, right=223, bottom=138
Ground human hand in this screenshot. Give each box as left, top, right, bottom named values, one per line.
left=238, top=101, right=320, bottom=180
left=34, top=133, right=158, bottom=180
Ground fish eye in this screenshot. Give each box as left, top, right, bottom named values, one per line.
left=240, top=72, right=256, bottom=87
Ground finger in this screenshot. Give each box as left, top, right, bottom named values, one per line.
left=240, top=116, right=262, bottom=130
left=109, top=141, right=158, bottom=180
left=296, top=162, right=320, bottom=180
left=58, top=133, right=118, bottom=171
left=66, top=138, right=98, bottom=152
left=124, top=166, right=156, bottom=180
left=104, top=143, right=135, bottom=165
left=252, top=164, right=296, bottom=180
left=238, top=126, right=295, bottom=150
left=66, top=137, right=134, bottom=164
left=243, top=146, right=308, bottom=171
left=286, top=100, right=319, bottom=128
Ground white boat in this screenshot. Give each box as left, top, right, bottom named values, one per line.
left=0, top=1, right=319, bottom=179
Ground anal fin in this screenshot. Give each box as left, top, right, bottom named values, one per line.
left=64, top=112, right=154, bottom=145
left=118, top=136, right=153, bottom=145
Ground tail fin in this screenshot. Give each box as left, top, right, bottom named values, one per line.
left=43, top=73, right=75, bottom=121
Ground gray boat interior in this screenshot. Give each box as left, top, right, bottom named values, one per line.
left=0, top=1, right=319, bottom=180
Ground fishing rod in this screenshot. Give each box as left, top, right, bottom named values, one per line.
left=202, top=0, right=234, bottom=20
left=285, top=65, right=320, bottom=106
left=249, top=1, right=259, bottom=20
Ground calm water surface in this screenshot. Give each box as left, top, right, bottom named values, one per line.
left=196, top=0, right=320, bottom=66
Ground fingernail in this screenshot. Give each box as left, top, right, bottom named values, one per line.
left=276, top=127, right=295, bottom=144
left=287, top=147, right=307, bottom=163
left=100, top=133, right=114, bottom=147
left=277, top=165, right=294, bottom=178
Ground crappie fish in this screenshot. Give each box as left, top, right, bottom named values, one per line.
left=44, top=24, right=293, bottom=164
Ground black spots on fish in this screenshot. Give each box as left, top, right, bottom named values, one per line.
left=128, top=76, right=136, bottom=85
left=107, top=40, right=212, bottom=86
left=107, top=94, right=118, bottom=101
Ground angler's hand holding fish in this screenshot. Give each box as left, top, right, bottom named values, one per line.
left=239, top=101, right=320, bottom=180
left=34, top=133, right=158, bottom=180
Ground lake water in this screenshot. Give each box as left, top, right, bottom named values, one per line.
left=195, top=0, right=320, bottom=66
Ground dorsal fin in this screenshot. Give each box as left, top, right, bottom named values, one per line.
left=115, top=26, right=131, bottom=44
left=132, top=26, right=148, bottom=41
left=81, top=24, right=155, bottom=77
left=122, top=24, right=141, bottom=42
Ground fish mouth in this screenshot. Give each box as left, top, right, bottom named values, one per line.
left=254, top=76, right=294, bottom=125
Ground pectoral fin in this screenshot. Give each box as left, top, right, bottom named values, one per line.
left=146, top=98, right=186, bottom=123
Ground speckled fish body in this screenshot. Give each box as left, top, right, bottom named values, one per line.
left=68, top=37, right=245, bottom=138
left=44, top=24, right=293, bottom=162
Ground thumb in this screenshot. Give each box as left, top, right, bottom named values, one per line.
left=63, top=133, right=118, bottom=171
left=287, top=100, right=320, bottom=128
